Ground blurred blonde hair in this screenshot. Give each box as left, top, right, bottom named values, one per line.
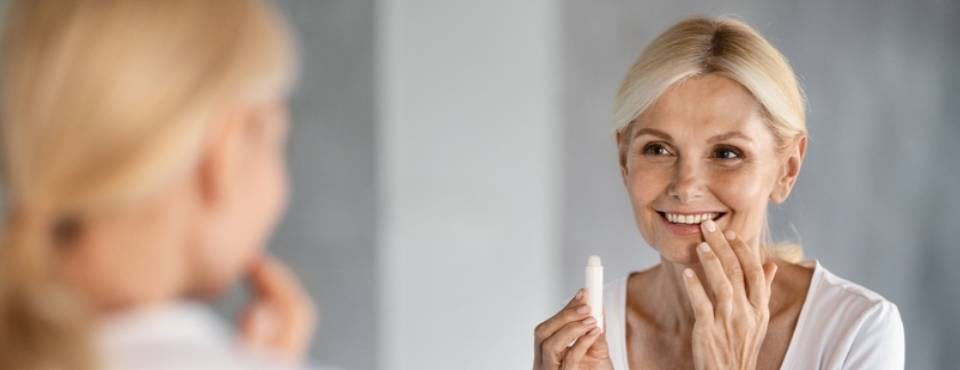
left=0, top=1, right=295, bottom=369
left=614, top=16, right=806, bottom=263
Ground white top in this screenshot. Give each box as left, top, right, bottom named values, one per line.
left=603, top=260, right=905, bottom=370
left=98, top=302, right=336, bottom=370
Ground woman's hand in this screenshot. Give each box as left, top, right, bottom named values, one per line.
left=533, top=289, right=613, bottom=370
left=682, top=220, right=778, bottom=370
left=238, top=255, right=317, bottom=363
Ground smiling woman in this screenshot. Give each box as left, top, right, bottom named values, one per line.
left=532, top=16, right=904, bottom=370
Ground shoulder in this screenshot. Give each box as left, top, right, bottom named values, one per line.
left=99, top=303, right=307, bottom=370
left=794, top=261, right=905, bottom=369
left=810, top=261, right=902, bottom=327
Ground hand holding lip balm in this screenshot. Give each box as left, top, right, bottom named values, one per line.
left=585, top=255, right=604, bottom=332
left=532, top=254, right=612, bottom=370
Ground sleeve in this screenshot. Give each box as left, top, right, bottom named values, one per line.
left=841, top=300, right=905, bottom=370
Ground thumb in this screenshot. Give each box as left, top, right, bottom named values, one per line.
left=763, top=260, right=779, bottom=287
left=240, top=303, right=280, bottom=348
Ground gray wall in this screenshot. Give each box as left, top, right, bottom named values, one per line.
left=216, top=1, right=378, bottom=369
left=560, top=1, right=960, bottom=370
left=271, top=1, right=377, bottom=369
left=2, top=0, right=956, bottom=369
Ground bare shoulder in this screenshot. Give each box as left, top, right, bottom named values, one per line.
left=624, top=264, right=660, bottom=301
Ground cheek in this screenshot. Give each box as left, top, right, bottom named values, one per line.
left=624, top=164, right=670, bottom=206
left=708, top=166, right=773, bottom=237
left=623, top=165, right=671, bottom=233
left=248, top=149, right=288, bottom=237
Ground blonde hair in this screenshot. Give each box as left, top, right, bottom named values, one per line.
left=0, top=1, right=295, bottom=369
left=614, top=16, right=806, bottom=262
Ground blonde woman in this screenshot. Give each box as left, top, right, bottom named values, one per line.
left=533, top=17, right=904, bottom=370
left=0, top=1, right=319, bottom=369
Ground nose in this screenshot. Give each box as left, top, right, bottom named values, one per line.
left=666, top=157, right=704, bottom=203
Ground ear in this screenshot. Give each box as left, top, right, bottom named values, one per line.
left=770, top=135, right=807, bottom=204
left=195, top=106, right=250, bottom=212
left=615, top=127, right=628, bottom=179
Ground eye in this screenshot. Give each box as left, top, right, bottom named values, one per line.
left=711, top=145, right=743, bottom=160
left=641, top=142, right=673, bottom=157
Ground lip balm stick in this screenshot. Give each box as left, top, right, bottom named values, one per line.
left=585, top=255, right=604, bottom=332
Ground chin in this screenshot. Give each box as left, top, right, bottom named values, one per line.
left=190, top=275, right=233, bottom=299
left=640, top=227, right=703, bottom=266
left=654, top=241, right=702, bottom=266
left=190, top=259, right=249, bottom=300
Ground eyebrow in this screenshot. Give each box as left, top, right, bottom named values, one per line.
left=708, top=131, right=753, bottom=143
left=631, top=128, right=672, bottom=141
left=632, top=128, right=753, bottom=143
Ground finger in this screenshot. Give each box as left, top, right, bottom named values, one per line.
left=249, top=256, right=309, bottom=306
left=587, top=317, right=610, bottom=359
left=700, top=220, right=746, bottom=296
left=763, top=260, right=779, bottom=288
left=535, top=292, right=591, bottom=345
left=696, top=242, right=733, bottom=317
left=536, top=290, right=585, bottom=360
left=541, top=317, right=598, bottom=368
left=562, top=327, right=602, bottom=369
left=239, top=303, right=279, bottom=348
left=725, top=231, right=767, bottom=308
left=682, top=268, right=714, bottom=324
left=246, top=256, right=316, bottom=358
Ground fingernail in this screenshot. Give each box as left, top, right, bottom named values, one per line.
left=697, top=242, right=710, bottom=253
left=589, top=327, right=602, bottom=335
left=576, top=305, right=590, bottom=314
left=724, top=230, right=736, bottom=240
left=582, top=316, right=596, bottom=325
left=703, top=219, right=717, bottom=232
left=574, top=289, right=583, bottom=300
left=684, top=268, right=695, bottom=278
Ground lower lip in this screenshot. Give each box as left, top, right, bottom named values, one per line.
left=658, top=213, right=725, bottom=236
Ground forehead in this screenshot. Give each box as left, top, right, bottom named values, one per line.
left=635, top=74, right=770, bottom=139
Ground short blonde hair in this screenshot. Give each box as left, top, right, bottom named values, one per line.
left=614, top=16, right=806, bottom=262
left=0, top=1, right=295, bottom=369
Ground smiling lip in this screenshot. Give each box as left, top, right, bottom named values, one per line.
left=656, top=210, right=728, bottom=236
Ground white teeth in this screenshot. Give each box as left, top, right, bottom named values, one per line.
left=664, top=212, right=718, bottom=225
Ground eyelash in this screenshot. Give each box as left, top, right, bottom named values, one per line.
left=711, top=145, right=744, bottom=160
left=641, top=142, right=673, bottom=157
left=639, top=143, right=745, bottom=161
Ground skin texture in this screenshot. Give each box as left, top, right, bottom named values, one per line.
left=533, top=74, right=812, bottom=370
left=58, top=98, right=315, bottom=362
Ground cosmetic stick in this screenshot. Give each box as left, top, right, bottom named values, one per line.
left=585, top=255, right=604, bottom=332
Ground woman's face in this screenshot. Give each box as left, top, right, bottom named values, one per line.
left=191, top=98, right=291, bottom=295
left=618, top=74, right=800, bottom=265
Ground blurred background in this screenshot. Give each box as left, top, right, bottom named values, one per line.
left=3, top=0, right=957, bottom=369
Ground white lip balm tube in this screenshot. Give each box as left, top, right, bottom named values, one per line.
left=585, top=255, right=604, bottom=332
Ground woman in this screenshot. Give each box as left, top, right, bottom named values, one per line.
left=0, top=1, right=317, bottom=369
left=533, top=17, right=904, bottom=370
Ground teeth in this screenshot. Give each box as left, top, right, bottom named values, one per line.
left=664, top=212, right=718, bottom=225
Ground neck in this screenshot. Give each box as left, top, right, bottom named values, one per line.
left=643, top=258, right=698, bottom=333
left=60, top=194, right=194, bottom=315
left=639, top=237, right=771, bottom=334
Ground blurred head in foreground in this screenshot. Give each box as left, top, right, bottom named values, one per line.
left=0, top=0, right=297, bottom=368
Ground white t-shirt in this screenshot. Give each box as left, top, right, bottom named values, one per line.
left=603, top=260, right=905, bottom=370
left=98, top=302, right=336, bottom=370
